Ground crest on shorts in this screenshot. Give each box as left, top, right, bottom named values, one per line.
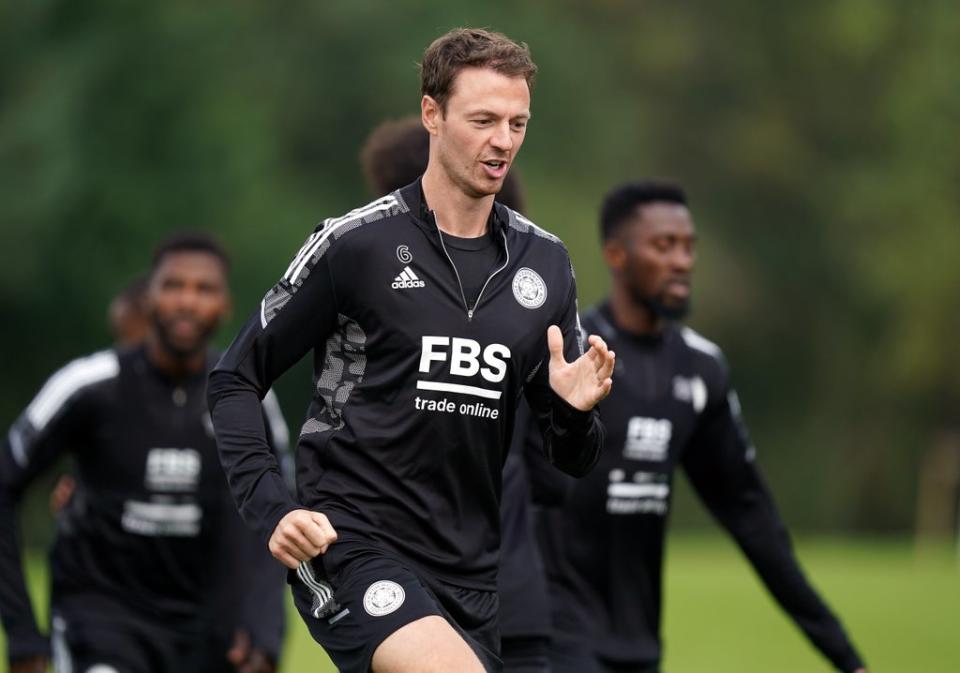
left=512, top=267, right=547, bottom=309
left=363, top=580, right=406, bottom=617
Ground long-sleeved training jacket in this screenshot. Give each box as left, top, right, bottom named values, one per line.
left=208, top=179, right=603, bottom=591
left=0, top=346, right=289, bottom=662
left=538, top=302, right=865, bottom=672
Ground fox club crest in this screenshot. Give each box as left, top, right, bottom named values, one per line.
left=512, top=267, right=547, bottom=309
left=363, top=580, right=406, bottom=616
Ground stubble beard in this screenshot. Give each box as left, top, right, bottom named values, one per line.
left=628, top=284, right=691, bottom=322
left=437, top=142, right=501, bottom=200
left=150, top=312, right=216, bottom=361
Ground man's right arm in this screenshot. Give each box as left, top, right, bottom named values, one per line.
left=208, top=228, right=340, bottom=549
left=1, top=355, right=106, bottom=666
left=682, top=384, right=867, bottom=673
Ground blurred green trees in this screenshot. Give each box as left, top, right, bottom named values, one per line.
left=2, top=0, right=958, bottom=532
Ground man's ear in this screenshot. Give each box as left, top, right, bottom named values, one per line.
left=603, top=238, right=627, bottom=273
left=421, top=95, right=441, bottom=135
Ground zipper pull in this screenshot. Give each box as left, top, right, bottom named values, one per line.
left=467, top=309, right=474, bottom=321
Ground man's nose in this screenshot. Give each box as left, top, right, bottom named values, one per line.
left=173, top=287, right=202, bottom=312
left=490, top=122, right=513, bottom=152
left=673, top=247, right=694, bottom=272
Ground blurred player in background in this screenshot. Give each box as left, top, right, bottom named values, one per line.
left=538, top=180, right=868, bottom=673
left=109, top=275, right=151, bottom=347
left=1, top=232, right=289, bottom=673
left=361, top=115, right=552, bottom=673
left=209, top=28, right=612, bottom=673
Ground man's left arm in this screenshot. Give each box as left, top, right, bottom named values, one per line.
left=682, top=384, right=867, bottom=673
left=523, top=273, right=612, bottom=478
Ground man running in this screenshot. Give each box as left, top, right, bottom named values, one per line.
left=209, top=28, right=614, bottom=673
left=360, top=114, right=554, bottom=673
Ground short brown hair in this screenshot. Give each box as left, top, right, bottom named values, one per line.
left=360, top=114, right=527, bottom=212
left=420, top=28, right=537, bottom=111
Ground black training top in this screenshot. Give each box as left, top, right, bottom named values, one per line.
left=538, top=302, right=865, bottom=672
left=208, top=179, right=603, bottom=591
left=0, top=346, right=289, bottom=662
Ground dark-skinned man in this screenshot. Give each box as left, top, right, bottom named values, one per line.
left=539, top=181, right=868, bottom=673
left=1, top=233, right=288, bottom=673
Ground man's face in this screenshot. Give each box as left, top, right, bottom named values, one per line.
left=607, top=202, right=696, bottom=320
left=146, top=251, right=230, bottom=357
left=424, top=67, right=531, bottom=198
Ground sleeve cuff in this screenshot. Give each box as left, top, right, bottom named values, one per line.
left=550, top=393, right=593, bottom=434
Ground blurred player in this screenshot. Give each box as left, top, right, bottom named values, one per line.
left=209, top=28, right=613, bottom=673
left=361, top=115, right=553, bottom=673
left=1, top=233, right=288, bottom=673
left=538, top=180, right=868, bottom=673
left=109, top=275, right=150, bottom=346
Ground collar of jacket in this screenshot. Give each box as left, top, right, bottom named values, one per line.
left=397, top=178, right=510, bottom=244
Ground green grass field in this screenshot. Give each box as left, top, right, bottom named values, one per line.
left=5, top=533, right=957, bottom=672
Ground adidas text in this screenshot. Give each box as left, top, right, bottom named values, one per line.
left=392, top=279, right=425, bottom=289
left=392, top=266, right=425, bottom=289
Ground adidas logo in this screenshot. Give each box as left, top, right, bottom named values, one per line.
left=391, top=266, right=425, bottom=289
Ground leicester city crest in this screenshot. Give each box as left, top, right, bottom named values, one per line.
left=512, top=267, right=547, bottom=309
left=363, top=580, right=406, bottom=617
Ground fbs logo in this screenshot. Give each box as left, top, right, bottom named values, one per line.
left=391, top=266, right=425, bottom=289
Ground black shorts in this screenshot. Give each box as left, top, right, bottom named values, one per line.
left=49, top=594, right=231, bottom=673
left=290, top=540, right=502, bottom=673
left=548, top=636, right=659, bottom=673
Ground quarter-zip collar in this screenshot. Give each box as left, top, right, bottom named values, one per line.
left=398, top=178, right=509, bottom=243
left=397, top=178, right=511, bottom=321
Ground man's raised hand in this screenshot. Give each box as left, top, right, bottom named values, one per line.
left=547, top=325, right=615, bottom=411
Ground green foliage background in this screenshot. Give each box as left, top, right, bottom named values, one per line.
left=2, top=0, right=959, bottom=537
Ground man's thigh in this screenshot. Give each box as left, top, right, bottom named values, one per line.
left=371, top=615, right=485, bottom=673
left=291, top=545, right=500, bottom=672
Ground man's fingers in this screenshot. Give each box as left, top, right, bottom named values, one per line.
left=310, top=512, right=338, bottom=553
left=268, top=509, right=339, bottom=568
left=272, top=549, right=301, bottom=569
left=299, top=517, right=331, bottom=552
left=587, top=334, right=609, bottom=365
left=547, top=325, right=566, bottom=367
left=287, top=527, right=323, bottom=558
left=598, top=351, right=615, bottom=381
left=275, top=516, right=321, bottom=557
left=240, top=650, right=275, bottom=673
left=227, top=629, right=251, bottom=665
left=268, top=538, right=307, bottom=568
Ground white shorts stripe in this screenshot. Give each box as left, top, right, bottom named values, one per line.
left=51, top=615, right=73, bottom=673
